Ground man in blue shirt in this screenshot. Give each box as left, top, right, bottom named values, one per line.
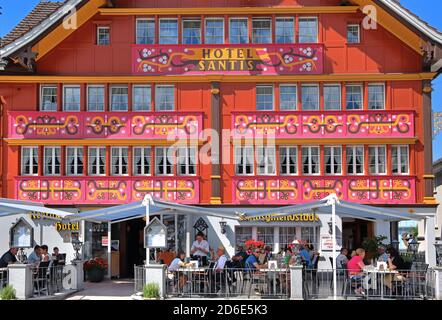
left=27, top=245, right=42, bottom=265
left=299, top=246, right=312, bottom=268
left=245, top=248, right=265, bottom=270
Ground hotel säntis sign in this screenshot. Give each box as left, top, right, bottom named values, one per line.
left=132, top=44, right=323, bottom=75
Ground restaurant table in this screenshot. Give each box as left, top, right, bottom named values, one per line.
left=363, top=267, right=398, bottom=298
left=179, top=267, right=208, bottom=295
left=260, top=268, right=288, bottom=295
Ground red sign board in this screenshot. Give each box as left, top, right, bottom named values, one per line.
left=132, top=44, right=324, bottom=75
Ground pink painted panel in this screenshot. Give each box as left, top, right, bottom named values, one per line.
left=232, top=111, right=414, bottom=139
left=8, top=112, right=203, bottom=140
left=232, top=176, right=416, bottom=205
left=132, top=44, right=324, bottom=75
left=16, top=177, right=199, bottom=205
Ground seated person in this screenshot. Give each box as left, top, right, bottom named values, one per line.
left=211, top=246, right=228, bottom=292
left=299, top=246, right=313, bottom=268
left=377, top=245, right=388, bottom=262
left=384, top=247, right=407, bottom=290
left=245, top=248, right=266, bottom=271
left=347, top=248, right=370, bottom=295
left=51, top=247, right=65, bottom=266
left=0, top=247, right=18, bottom=268
left=336, top=248, right=349, bottom=269
left=27, top=245, right=42, bottom=266
left=168, top=251, right=193, bottom=293
left=231, top=246, right=248, bottom=269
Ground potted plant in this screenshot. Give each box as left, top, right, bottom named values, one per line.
left=83, top=257, right=108, bottom=282
left=0, top=285, right=16, bottom=300
left=244, top=239, right=265, bottom=254
left=143, top=283, right=160, bottom=300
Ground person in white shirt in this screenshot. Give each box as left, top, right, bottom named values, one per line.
left=213, top=246, right=228, bottom=271
left=336, top=248, right=349, bottom=268
left=191, top=232, right=210, bottom=266
left=211, top=246, right=228, bottom=293
left=168, top=251, right=193, bottom=292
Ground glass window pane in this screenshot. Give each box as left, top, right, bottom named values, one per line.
left=133, top=86, right=151, bottom=111
left=136, top=19, right=155, bottom=44
left=256, top=86, right=273, bottom=110
left=368, top=84, right=385, bottom=110
left=63, top=86, right=80, bottom=111
left=205, top=19, right=224, bottom=44
left=301, top=85, right=319, bottom=110
left=110, top=86, right=128, bottom=111
left=279, top=85, right=297, bottom=110
left=347, top=25, right=360, bottom=44
left=97, top=27, right=110, bottom=45
left=324, top=85, right=341, bottom=110
left=41, top=86, right=58, bottom=111
left=276, top=18, right=294, bottom=44
left=159, top=19, right=178, bottom=44
left=229, top=18, right=248, bottom=44
left=299, top=18, right=318, bottom=43
left=87, top=86, right=105, bottom=111
left=155, top=86, right=175, bottom=111
left=183, top=20, right=201, bottom=44
left=346, top=85, right=362, bottom=110
left=252, top=18, right=271, bottom=44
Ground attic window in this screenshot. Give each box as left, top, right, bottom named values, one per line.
left=97, top=26, right=110, bottom=46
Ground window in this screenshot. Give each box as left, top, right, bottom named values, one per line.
left=279, top=227, right=298, bottom=249
left=40, top=86, right=58, bottom=111
left=133, top=147, right=151, bottom=176
left=63, top=86, right=81, bottom=111
left=235, top=227, right=253, bottom=247
left=302, top=227, right=317, bottom=246
left=301, top=84, right=319, bottom=110
left=256, top=85, right=274, bottom=110
left=110, top=86, right=128, bottom=111
left=136, top=19, right=155, bottom=44
left=182, top=19, right=201, bottom=44
left=155, top=85, right=175, bottom=111
left=347, top=24, right=360, bottom=44
left=276, top=18, right=294, bottom=44
left=324, top=146, right=342, bottom=175
left=346, top=84, right=363, bottom=110
left=133, top=85, right=151, bottom=111
left=97, top=26, right=110, bottom=45
left=252, top=18, right=271, bottom=44
left=111, top=147, right=128, bottom=176
left=368, top=84, right=385, bottom=110
left=301, top=146, right=320, bottom=175
left=346, top=146, right=364, bottom=175
left=155, top=147, right=173, bottom=176
left=43, top=147, right=61, bottom=176
left=21, top=147, right=38, bottom=175
left=324, top=84, right=341, bottom=110
left=392, top=145, right=409, bottom=175
left=368, top=145, right=386, bottom=175
left=229, top=18, right=248, bottom=44
left=159, top=19, right=178, bottom=44
left=177, top=147, right=197, bottom=175
left=88, top=147, right=106, bottom=176
left=234, top=146, right=254, bottom=175
left=279, top=84, right=297, bottom=110
left=66, top=147, right=84, bottom=176
left=87, top=85, right=105, bottom=111
left=256, top=146, right=276, bottom=175
left=298, top=17, right=318, bottom=43
left=205, top=18, right=224, bottom=44
left=279, top=146, right=297, bottom=175
left=257, top=227, right=274, bottom=249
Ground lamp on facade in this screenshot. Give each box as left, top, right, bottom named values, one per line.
left=328, top=218, right=333, bottom=235
left=435, top=242, right=442, bottom=266
left=219, top=219, right=227, bottom=235
left=71, top=234, right=83, bottom=261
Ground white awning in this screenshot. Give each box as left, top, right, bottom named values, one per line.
left=0, top=198, right=72, bottom=221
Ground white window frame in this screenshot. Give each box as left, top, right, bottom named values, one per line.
left=63, top=85, right=81, bottom=112
left=256, top=85, right=274, bottom=111
left=87, top=85, right=105, bottom=112
left=21, top=146, right=39, bottom=176
left=110, top=85, right=129, bottom=112
left=229, top=17, right=249, bottom=44
left=301, top=146, right=320, bottom=175
left=111, top=147, right=129, bottom=176
left=368, top=83, right=385, bottom=110
left=234, top=145, right=255, bottom=176
left=88, top=147, right=106, bottom=176
left=204, top=17, right=224, bottom=44
left=324, top=146, right=342, bottom=175
left=136, top=18, right=155, bottom=45
left=275, top=17, right=295, bottom=44
left=155, top=147, right=174, bottom=176
left=40, top=85, right=58, bottom=111
left=391, top=145, right=409, bottom=175
left=66, top=146, right=84, bottom=176
left=279, top=146, right=298, bottom=176
left=346, top=145, right=365, bottom=175
left=301, top=84, right=319, bottom=111
left=159, top=18, right=178, bottom=45
left=97, top=26, right=110, bottom=45
left=182, top=19, right=202, bottom=45
left=298, top=17, right=318, bottom=43
left=177, top=147, right=197, bottom=176
left=345, top=84, right=363, bottom=110
left=43, top=146, right=61, bottom=176
left=132, top=85, right=151, bottom=111
left=347, top=24, right=360, bottom=44
left=252, top=17, right=272, bottom=44
left=279, top=84, right=297, bottom=110
left=155, top=85, right=175, bottom=111
left=368, top=145, right=387, bottom=175
left=323, top=84, right=341, bottom=111
left=256, top=146, right=276, bottom=176
left=133, top=147, right=151, bottom=176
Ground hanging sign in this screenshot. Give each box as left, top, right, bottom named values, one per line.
left=144, top=217, right=167, bottom=249
left=132, top=44, right=324, bottom=75
left=320, top=234, right=341, bottom=251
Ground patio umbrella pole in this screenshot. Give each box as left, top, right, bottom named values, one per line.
left=145, top=201, right=150, bottom=266
left=332, top=201, right=337, bottom=300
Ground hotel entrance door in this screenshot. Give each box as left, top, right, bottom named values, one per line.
left=118, top=218, right=145, bottom=278
left=342, top=219, right=374, bottom=251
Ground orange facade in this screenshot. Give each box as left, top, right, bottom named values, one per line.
left=0, top=0, right=435, bottom=207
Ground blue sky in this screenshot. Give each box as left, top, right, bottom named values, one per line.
left=0, top=0, right=442, bottom=160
